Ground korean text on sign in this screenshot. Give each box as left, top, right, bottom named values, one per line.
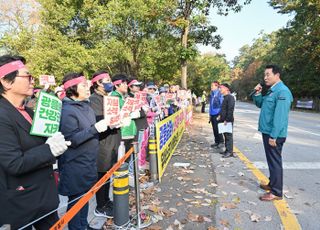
left=103, top=96, right=120, bottom=126
left=30, top=92, right=62, bottom=137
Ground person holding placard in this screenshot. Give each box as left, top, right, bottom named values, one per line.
left=128, top=78, right=149, bottom=171
left=218, top=83, right=235, bottom=158
left=0, top=55, right=70, bottom=229
left=89, top=70, right=120, bottom=218
left=111, top=74, right=136, bottom=151
left=128, top=78, right=148, bottom=141
left=58, top=72, right=111, bottom=230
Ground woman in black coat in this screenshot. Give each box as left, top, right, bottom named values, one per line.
left=89, top=70, right=121, bottom=218
left=58, top=72, right=110, bottom=230
left=0, top=55, right=69, bottom=229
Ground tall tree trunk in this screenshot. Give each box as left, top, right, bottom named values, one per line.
left=181, top=23, right=189, bottom=89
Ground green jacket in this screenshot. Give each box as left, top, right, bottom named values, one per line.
left=253, top=81, right=293, bottom=139
left=110, top=90, right=136, bottom=138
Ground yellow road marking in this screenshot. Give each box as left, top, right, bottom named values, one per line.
left=234, top=146, right=301, bottom=230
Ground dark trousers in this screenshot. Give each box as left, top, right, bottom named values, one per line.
left=96, top=172, right=111, bottom=209
left=201, top=102, right=206, bottom=113
left=210, top=115, right=224, bottom=144
left=223, top=132, right=233, bottom=153
left=68, top=193, right=89, bottom=230
left=12, top=212, right=59, bottom=230
left=262, top=133, right=286, bottom=197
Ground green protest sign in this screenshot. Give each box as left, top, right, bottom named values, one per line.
left=30, top=91, right=62, bottom=137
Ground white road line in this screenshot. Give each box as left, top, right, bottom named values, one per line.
left=253, top=161, right=320, bottom=170
left=288, top=126, right=320, bottom=137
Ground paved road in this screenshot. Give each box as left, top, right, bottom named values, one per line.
left=231, top=101, right=320, bottom=229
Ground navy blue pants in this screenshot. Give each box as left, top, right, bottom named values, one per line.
left=262, top=133, right=286, bottom=197
left=68, top=193, right=89, bottom=230
left=210, top=115, right=224, bottom=144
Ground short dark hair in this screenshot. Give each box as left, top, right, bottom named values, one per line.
left=265, top=64, right=281, bottom=75
left=212, top=81, right=220, bottom=85
left=220, top=83, right=231, bottom=92
left=62, top=72, right=83, bottom=98
left=0, top=55, right=26, bottom=95
left=112, top=73, right=127, bottom=87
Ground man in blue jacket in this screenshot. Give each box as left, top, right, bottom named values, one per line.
left=209, top=81, right=224, bottom=148
left=252, top=65, right=293, bottom=201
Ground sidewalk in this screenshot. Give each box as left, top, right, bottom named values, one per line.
left=145, top=110, right=283, bottom=229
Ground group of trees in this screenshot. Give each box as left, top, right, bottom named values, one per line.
left=3, top=0, right=317, bottom=101
left=231, top=0, right=320, bottom=101
left=0, top=0, right=250, bottom=93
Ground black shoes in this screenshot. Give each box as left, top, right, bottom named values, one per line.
left=210, top=143, right=219, bottom=148
left=221, top=152, right=235, bottom=158
left=211, top=143, right=224, bottom=149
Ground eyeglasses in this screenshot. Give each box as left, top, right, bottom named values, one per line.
left=16, top=75, right=34, bottom=82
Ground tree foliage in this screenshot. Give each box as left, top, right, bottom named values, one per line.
left=188, top=52, right=231, bottom=96
left=232, top=0, right=320, bottom=99
left=172, top=0, right=251, bottom=88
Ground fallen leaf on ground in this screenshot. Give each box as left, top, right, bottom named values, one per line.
left=160, top=208, right=175, bottom=217
left=232, top=197, right=241, bottom=204
left=222, top=202, right=237, bottom=209
left=153, top=214, right=163, bottom=222
left=173, top=219, right=183, bottom=229
left=177, top=176, right=192, bottom=181
left=201, top=203, right=210, bottom=206
left=209, top=183, right=218, bottom=187
left=148, top=205, right=159, bottom=213
left=244, top=210, right=252, bottom=215
left=220, top=219, right=230, bottom=227
left=187, top=213, right=205, bottom=222
left=169, top=208, right=178, bottom=212
left=180, top=219, right=188, bottom=224
left=207, top=227, right=218, bottom=230
left=250, top=213, right=261, bottom=222
left=248, top=201, right=257, bottom=206
left=210, top=194, right=220, bottom=198
left=234, top=213, right=242, bottom=224
left=264, top=216, right=272, bottom=222
left=185, top=190, right=194, bottom=194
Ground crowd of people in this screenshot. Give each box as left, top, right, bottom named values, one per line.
left=0, top=53, right=292, bottom=230
left=0, top=54, right=192, bottom=230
